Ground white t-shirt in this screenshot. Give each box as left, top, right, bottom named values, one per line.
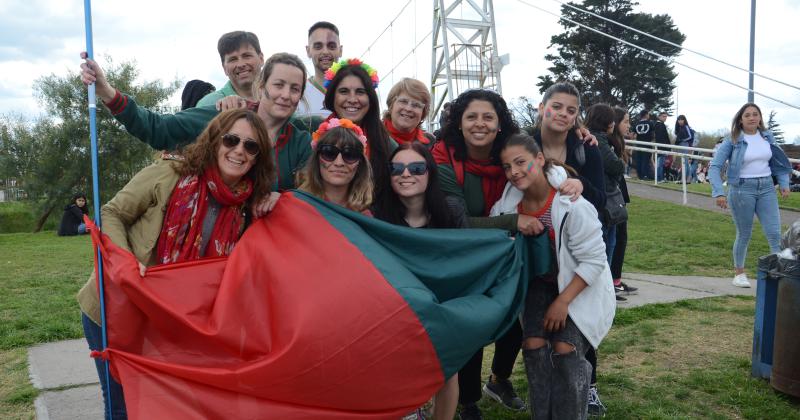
left=295, top=78, right=330, bottom=118
left=740, top=132, right=772, bottom=178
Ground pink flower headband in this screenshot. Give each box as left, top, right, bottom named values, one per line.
left=311, top=118, right=369, bottom=153
left=323, top=58, right=379, bottom=89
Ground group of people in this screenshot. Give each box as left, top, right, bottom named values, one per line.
left=71, top=19, right=790, bottom=420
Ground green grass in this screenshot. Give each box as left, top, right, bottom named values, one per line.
left=0, top=197, right=797, bottom=418
left=627, top=179, right=800, bottom=211
left=625, top=197, right=771, bottom=277
left=0, top=232, right=92, bottom=350
left=477, top=296, right=800, bottom=420
left=0, top=202, right=58, bottom=234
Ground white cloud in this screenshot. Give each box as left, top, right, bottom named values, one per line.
left=0, top=0, right=797, bottom=138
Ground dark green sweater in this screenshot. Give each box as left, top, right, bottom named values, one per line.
left=113, top=95, right=311, bottom=191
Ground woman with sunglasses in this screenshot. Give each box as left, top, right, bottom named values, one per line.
left=80, top=52, right=311, bottom=194
left=297, top=118, right=373, bottom=213
left=76, top=109, right=275, bottom=419
left=382, top=78, right=434, bottom=148
left=373, top=142, right=465, bottom=420
left=322, top=59, right=396, bottom=197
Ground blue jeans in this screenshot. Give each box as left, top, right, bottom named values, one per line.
left=633, top=151, right=652, bottom=180
left=82, top=313, right=127, bottom=419
left=682, top=158, right=698, bottom=183
left=728, top=176, right=782, bottom=269
left=78, top=223, right=87, bottom=234
left=602, top=224, right=617, bottom=265
left=656, top=154, right=666, bottom=181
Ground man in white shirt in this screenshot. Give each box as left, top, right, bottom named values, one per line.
left=296, top=21, right=342, bottom=120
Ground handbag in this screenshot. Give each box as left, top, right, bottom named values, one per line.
left=603, top=186, right=628, bottom=225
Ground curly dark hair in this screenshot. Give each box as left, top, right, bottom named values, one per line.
left=177, top=108, right=274, bottom=205
left=440, top=89, right=519, bottom=163
left=373, top=142, right=458, bottom=228
left=323, top=62, right=391, bottom=196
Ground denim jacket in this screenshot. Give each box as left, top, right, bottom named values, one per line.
left=709, top=130, right=791, bottom=197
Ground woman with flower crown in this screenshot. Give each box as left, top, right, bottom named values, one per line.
left=80, top=52, right=311, bottom=197
left=297, top=118, right=374, bottom=214
left=322, top=59, right=396, bottom=198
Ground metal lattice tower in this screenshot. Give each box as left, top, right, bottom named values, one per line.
left=430, top=0, right=506, bottom=127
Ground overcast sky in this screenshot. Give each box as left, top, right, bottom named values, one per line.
left=1, top=0, right=798, bottom=140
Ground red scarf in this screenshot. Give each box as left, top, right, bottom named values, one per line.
left=156, top=166, right=253, bottom=264
left=432, top=141, right=506, bottom=216
left=383, top=119, right=429, bottom=145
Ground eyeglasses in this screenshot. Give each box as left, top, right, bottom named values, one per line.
left=395, top=97, right=425, bottom=111
left=318, top=144, right=361, bottom=164
left=221, top=133, right=260, bottom=156
left=389, top=161, right=428, bottom=176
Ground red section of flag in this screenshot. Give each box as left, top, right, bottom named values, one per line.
left=89, top=193, right=442, bottom=419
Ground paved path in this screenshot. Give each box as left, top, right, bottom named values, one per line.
left=626, top=180, right=800, bottom=224
left=28, top=272, right=755, bottom=419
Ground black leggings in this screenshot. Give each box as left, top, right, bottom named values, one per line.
left=458, top=321, right=522, bottom=404
left=610, top=221, right=627, bottom=280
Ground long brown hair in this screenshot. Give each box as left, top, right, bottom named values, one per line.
left=730, top=102, right=765, bottom=144
left=177, top=108, right=274, bottom=204
left=503, top=133, right=578, bottom=177
left=297, top=126, right=374, bottom=212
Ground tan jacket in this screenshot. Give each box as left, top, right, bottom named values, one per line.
left=77, top=159, right=181, bottom=324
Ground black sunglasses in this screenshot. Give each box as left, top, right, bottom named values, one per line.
left=390, top=161, right=428, bottom=176
left=221, top=133, right=260, bottom=156
left=318, top=144, right=361, bottom=164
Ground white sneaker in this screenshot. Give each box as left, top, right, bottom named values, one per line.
left=732, top=273, right=751, bottom=288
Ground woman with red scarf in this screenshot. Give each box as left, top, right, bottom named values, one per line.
left=382, top=78, right=434, bottom=148
left=76, top=108, right=274, bottom=419
left=434, top=88, right=542, bottom=419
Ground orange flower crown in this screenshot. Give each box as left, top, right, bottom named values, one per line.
left=311, top=118, right=369, bottom=154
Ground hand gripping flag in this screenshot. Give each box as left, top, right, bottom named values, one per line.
left=88, top=191, right=545, bottom=419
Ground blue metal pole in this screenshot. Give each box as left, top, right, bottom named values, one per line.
left=82, top=0, right=113, bottom=418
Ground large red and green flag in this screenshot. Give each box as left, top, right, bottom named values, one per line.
left=88, top=191, right=543, bottom=418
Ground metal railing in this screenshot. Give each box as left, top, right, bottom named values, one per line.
left=624, top=140, right=800, bottom=205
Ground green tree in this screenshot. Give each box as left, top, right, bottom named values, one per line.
left=510, top=96, right=540, bottom=131
left=767, top=110, right=785, bottom=143
left=3, top=57, right=179, bottom=231
left=537, top=0, right=685, bottom=112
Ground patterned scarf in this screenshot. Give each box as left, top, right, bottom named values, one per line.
left=156, top=166, right=253, bottom=264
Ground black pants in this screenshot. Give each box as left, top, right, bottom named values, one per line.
left=610, top=221, right=628, bottom=280
left=458, top=321, right=522, bottom=404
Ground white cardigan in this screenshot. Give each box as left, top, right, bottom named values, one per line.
left=490, top=166, right=616, bottom=349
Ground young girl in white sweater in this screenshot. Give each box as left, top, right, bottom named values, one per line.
left=491, top=134, right=616, bottom=419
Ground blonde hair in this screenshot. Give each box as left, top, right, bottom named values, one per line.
left=382, top=78, right=431, bottom=123
left=297, top=127, right=373, bottom=212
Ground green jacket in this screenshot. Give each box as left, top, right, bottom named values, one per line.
left=77, top=158, right=182, bottom=324
left=195, top=80, right=238, bottom=108
left=112, top=94, right=311, bottom=190
left=437, top=163, right=517, bottom=231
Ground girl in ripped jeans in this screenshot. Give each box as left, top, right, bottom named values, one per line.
left=491, top=134, right=616, bottom=419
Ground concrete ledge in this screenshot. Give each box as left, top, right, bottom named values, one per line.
left=34, top=385, right=104, bottom=420
left=28, top=339, right=98, bottom=390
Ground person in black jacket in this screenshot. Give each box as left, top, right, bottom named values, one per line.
left=633, top=110, right=655, bottom=180
left=653, top=111, right=671, bottom=181
left=57, top=192, right=89, bottom=236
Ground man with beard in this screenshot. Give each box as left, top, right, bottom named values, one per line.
left=297, top=21, right=343, bottom=120
left=196, top=31, right=264, bottom=108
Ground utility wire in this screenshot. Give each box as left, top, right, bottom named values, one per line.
left=516, top=0, right=800, bottom=111
left=382, top=30, right=433, bottom=82
left=551, top=0, right=800, bottom=91
left=360, top=0, right=413, bottom=58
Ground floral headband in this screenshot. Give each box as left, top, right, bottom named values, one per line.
left=323, top=58, right=379, bottom=89
left=311, top=118, right=369, bottom=152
